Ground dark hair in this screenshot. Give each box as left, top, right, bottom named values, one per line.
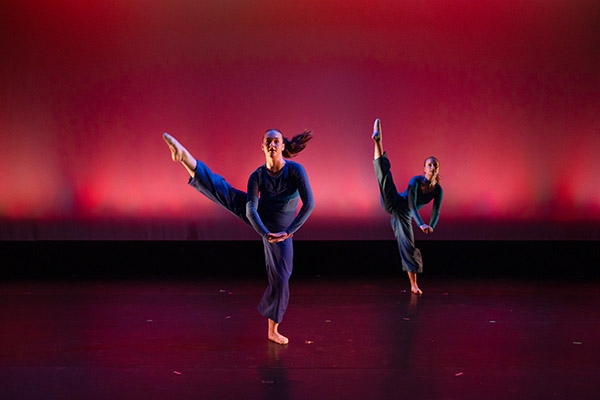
left=265, top=129, right=313, bottom=158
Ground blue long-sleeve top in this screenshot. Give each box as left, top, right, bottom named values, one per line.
left=246, top=160, right=315, bottom=238
left=403, top=175, right=443, bottom=229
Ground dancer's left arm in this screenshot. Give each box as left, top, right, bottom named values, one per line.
left=285, top=163, right=315, bottom=235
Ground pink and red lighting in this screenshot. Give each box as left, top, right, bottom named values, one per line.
left=1, top=1, right=599, bottom=240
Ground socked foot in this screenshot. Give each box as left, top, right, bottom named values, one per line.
left=162, top=132, right=185, bottom=162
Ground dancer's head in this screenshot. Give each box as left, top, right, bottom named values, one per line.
left=262, top=129, right=285, bottom=160
left=262, top=129, right=312, bottom=159
left=423, top=156, right=440, bottom=183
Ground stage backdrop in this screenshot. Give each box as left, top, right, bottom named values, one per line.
left=1, top=0, right=599, bottom=241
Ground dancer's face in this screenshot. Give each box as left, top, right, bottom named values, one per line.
left=423, top=157, right=440, bottom=181
left=262, top=130, right=285, bottom=159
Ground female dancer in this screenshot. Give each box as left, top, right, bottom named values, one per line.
left=371, top=119, right=443, bottom=295
left=163, top=128, right=315, bottom=345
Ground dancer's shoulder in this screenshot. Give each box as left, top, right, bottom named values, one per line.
left=408, top=175, right=422, bottom=185
left=285, top=160, right=308, bottom=175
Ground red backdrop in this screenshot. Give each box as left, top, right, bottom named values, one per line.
left=1, top=0, right=599, bottom=240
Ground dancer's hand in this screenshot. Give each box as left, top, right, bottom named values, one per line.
left=420, top=224, right=434, bottom=234
left=267, top=232, right=293, bottom=243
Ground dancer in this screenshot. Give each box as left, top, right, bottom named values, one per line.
left=163, top=128, right=315, bottom=345
left=371, top=118, right=443, bottom=295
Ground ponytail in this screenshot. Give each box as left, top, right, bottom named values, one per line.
left=282, top=130, right=313, bottom=158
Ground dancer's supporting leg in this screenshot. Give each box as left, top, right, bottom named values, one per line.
left=260, top=239, right=293, bottom=345
left=392, top=216, right=424, bottom=295
left=268, top=319, right=289, bottom=345
left=408, top=272, right=422, bottom=295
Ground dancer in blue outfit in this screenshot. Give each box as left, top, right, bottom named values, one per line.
left=372, top=119, right=443, bottom=295
left=163, top=129, right=314, bottom=345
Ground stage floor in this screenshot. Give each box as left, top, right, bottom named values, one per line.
left=1, top=276, right=599, bottom=399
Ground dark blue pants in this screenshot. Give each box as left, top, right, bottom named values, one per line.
left=188, top=160, right=293, bottom=323
left=374, top=155, right=423, bottom=273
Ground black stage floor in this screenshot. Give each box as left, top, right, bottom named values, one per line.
left=1, top=274, right=599, bottom=399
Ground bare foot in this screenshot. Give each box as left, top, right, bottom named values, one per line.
left=268, top=332, right=289, bottom=345
left=372, top=118, right=382, bottom=141
left=268, top=319, right=289, bottom=345
left=162, top=132, right=185, bottom=162
left=411, top=285, right=423, bottom=295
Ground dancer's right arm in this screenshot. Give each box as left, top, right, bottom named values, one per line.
left=245, top=170, right=270, bottom=238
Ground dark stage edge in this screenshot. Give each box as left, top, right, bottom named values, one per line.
left=1, top=276, right=599, bottom=399
left=2, top=240, right=599, bottom=280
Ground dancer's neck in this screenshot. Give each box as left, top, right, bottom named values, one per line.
left=266, top=158, right=286, bottom=173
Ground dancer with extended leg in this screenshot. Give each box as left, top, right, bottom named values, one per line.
left=372, top=119, right=443, bottom=294
left=163, top=128, right=314, bottom=344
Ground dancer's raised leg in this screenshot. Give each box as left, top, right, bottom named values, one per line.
left=268, top=318, right=289, bottom=345
left=372, top=118, right=384, bottom=159
left=163, top=132, right=197, bottom=177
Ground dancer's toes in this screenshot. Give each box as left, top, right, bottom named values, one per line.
left=162, top=132, right=184, bottom=162
left=269, top=332, right=289, bottom=345
left=372, top=118, right=382, bottom=141
left=411, top=286, right=423, bottom=295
